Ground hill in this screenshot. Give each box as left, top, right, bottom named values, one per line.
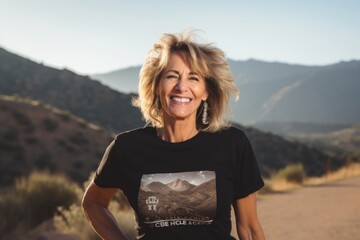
left=92, top=66, right=140, bottom=94
left=0, top=47, right=144, bottom=132
left=252, top=121, right=360, bottom=156
left=246, top=60, right=360, bottom=124
left=0, top=95, right=114, bottom=186
left=232, top=123, right=345, bottom=177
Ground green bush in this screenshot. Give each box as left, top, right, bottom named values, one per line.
left=34, top=152, right=56, bottom=171
left=11, top=110, right=32, bottom=126
left=273, top=163, right=306, bottom=184
left=15, top=171, right=81, bottom=226
left=56, top=139, right=78, bottom=154
left=69, top=131, right=88, bottom=145
left=2, top=128, right=18, bottom=141
left=42, top=117, right=59, bottom=132
left=25, top=136, right=39, bottom=145
left=58, top=110, right=72, bottom=122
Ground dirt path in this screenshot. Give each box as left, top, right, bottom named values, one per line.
left=231, top=176, right=360, bottom=240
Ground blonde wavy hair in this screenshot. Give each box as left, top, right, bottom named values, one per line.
left=133, top=31, right=239, bottom=132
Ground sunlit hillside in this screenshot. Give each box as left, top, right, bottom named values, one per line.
left=0, top=47, right=144, bottom=132
left=0, top=95, right=113, bottom=186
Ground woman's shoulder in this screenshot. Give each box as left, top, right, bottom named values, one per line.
left=202, top=125, right=247, bottom=145
left=113, top=126, right=154, bottom=143
left=214, top=125, right=246, bottom=138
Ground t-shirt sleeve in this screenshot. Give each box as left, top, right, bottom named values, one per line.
left=93, top=135, right=122, bottom=188
left=233, top=130, right=264, bottom=199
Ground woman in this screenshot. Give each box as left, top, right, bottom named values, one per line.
left=82, top=31, right=265, bottom=240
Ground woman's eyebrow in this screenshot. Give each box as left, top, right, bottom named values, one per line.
left=189, top=72, right=199, bottom=75
left=164, top=70, right=200, bottom=76
left=164, top=70, right=180, bottom=75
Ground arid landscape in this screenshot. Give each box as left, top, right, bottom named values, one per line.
left=1, top=29, right=359, bottom=239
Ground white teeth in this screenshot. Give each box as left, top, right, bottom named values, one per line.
left=171, top=97, right=191, bottom=103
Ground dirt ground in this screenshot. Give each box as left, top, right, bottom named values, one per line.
left=231, top=176, right=360, bottom=240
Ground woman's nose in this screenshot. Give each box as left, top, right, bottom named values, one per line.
left=174, top=78, right=188, bottom=92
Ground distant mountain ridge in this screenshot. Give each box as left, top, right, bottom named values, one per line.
left=93, top=59, right=360, bottom=126
left=246, top=60, right=360, bottom=124
left=92, top=66, right=140, bottom=93
left=253, top=121, right=360, bottom=154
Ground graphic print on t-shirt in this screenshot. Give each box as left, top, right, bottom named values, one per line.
left=138, top=171, right=216, bottom=228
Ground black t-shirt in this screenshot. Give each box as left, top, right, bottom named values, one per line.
left=94, top=126, right=264, bottom=240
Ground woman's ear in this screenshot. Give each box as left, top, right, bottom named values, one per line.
left=202, top=90, right=209, bottom=102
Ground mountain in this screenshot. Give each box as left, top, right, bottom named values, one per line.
left=0, top=95, right=114, bottom=186
left=252, top=121, right=352, bottom=135
left=177, top=179, right=217, bottom=216
left=92, top=59, right=360, bottom=126
left=231, top=123, right=345, bottom=177
left=228, top=58, right=320, bottom=85
left=0, top=47, right=144, bottom=132
left=188, top=179, right=216, bottom=195
left=166, top=179, right=196, bottom=191
left=92, top=66, right=140, bottom=94
left=253, top=121, right=360, bottom=155
left=246, top=60, right=360, bottom=124
left=142, top=181, right=172, bottom=194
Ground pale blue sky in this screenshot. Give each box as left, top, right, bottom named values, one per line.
left=1, top=0, right=359, bottom=75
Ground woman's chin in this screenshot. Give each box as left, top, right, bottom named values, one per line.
left=166, top=113, right=195, bottom=122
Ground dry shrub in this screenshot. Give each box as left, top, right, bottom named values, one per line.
left=55, top=199, right=138, bottom=240
left=0, top=191, right=28, bottom=236
left=55, top=204, right=100, bottom=240
left=16, top=171, right=81, bottom=226
left=55, top=173, right=138, bottom=240
left=306, top=162, right=360, bottom=185
left=273, top=163, right=306, bottom=184
left=0, top=171, right=81, bottom=238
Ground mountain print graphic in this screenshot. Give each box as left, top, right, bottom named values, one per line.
left=138, top=171, right=217, bottom=228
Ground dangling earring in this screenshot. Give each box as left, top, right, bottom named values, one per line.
left=202, top=101, right=209, bottom=124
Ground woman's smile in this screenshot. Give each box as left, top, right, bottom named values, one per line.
left=170, top=96, right=192, bottom=103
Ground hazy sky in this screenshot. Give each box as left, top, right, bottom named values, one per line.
left=140, top=171, right=215, bottom=186
left=1, top=0, right=359, bottom=75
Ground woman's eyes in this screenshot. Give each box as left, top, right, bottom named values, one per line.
left=189, top=76, right=199, bottom=81
left=165, top=75, right=199, bottom=81
left=166, top=75, right=179, bottom=79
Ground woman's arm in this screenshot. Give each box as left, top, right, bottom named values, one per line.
left=82, top=181, right=128, bottom=240
left=233, top=192, right=265, bottom=240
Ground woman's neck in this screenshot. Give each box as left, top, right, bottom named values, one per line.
left=157, top=121, right=199, bottom=143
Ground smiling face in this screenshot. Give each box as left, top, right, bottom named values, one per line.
left=157, top=51, right=208, bottom=125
